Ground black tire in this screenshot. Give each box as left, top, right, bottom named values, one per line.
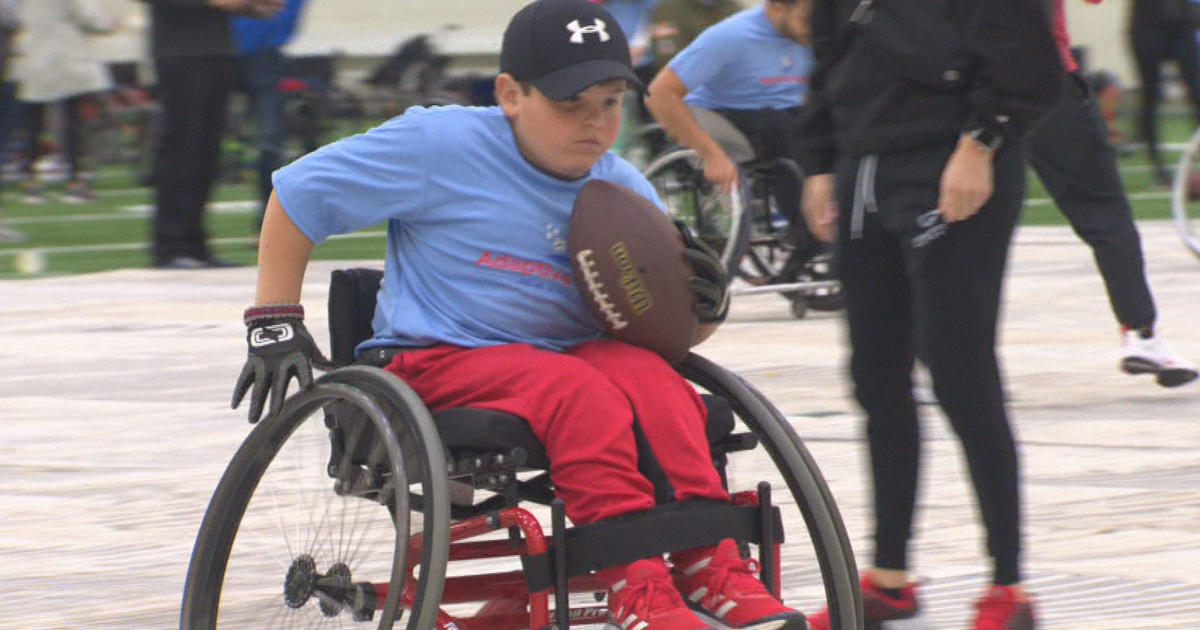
left=680, top=354, right=863, bottom=630
left=1172, top=124, right=1200, bottom=261
left=643, top=148, right=753, bottom=280
left=180, top=366, right=450, bottom=630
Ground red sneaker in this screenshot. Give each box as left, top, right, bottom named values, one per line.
left=671, top=539, right=806, bottom=630
left=605, top=558, right=713, bottom=630
left=806, top=573, right=925, bottom=630
left=972, top=585, right=1035, bottom=630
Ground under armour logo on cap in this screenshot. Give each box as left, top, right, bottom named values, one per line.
left=500, top=0, right=643, bottom=100
left=567, top=18, right=611, bottom=44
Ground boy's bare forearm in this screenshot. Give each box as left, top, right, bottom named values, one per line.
left=255, top=193, right=314, bottom=306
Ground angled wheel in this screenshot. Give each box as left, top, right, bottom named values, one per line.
left=680, top=354, right=863, bottom=630
left=181, top=366, right=450, bottom=630
left=643, top=148, right=753, bottom=279
left=1172, top=124, right=1200, bottom=262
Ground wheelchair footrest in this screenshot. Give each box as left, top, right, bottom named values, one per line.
left=521, top=497, right=783, bottom=593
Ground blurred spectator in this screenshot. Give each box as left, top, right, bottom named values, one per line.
left=592, top=1, right=661, bottom=78
left=0, top=0, right=20, bottom=242
left=646, top=0, right=740, bottom=74
left=231, top=0, right=308, bottom=243
left=591, top=0, right=663, bottom=144
left=1128, top=0, right=1200, bottom=186
left=140, top=0, right=281, bottom=269
left=10, top=0, right=118, bottom=204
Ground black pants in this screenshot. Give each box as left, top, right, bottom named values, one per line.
left=151, top=55, right=237, bottom=264
left=23, top=96, right=86, bottom=180
left=1028, top=74, right=1156, bottom=329
left=715, top=107, right=816, bottom=256
left=1129, top=20, right=1200, bottom=178
left=835, top=141, right=1025, bottom=585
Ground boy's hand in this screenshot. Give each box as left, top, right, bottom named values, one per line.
left=231, top=305, right=333, bottom=423
left=674, top=220, right=730, bottom=323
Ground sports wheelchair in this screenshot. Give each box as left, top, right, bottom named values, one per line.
left=630, top=110, right=842, bottom=319
left=179, top=268, right=863, bottom=630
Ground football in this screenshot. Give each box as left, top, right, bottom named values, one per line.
left=569, top=179, right=698, bottom=363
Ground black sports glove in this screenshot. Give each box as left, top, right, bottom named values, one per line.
left=674, top=220, right=730, bottom=323
left=231, top=304, right=333, bottom=423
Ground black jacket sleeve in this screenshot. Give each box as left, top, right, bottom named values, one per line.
left=960, top=0, right=1064, bottom=142
left=795, top=0, right=840, bottom=176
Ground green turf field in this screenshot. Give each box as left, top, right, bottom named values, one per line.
left=0, top=106, right=1194, bottom=278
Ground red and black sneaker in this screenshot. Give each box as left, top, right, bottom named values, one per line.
left=671, top=539, right=807, bottom=630
left=971, top=585, right=1035, bottom=630
left=806, top=573, right=926, bottom=630
left=604, top=558, right=714, bottom=630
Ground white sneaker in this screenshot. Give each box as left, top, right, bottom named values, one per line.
left=1120, top=330, right=1199, bottom=388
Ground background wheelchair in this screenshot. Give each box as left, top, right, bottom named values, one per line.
left=179, top=268, right=863, bottom=630
left=629, top=110, right=842, bottom=319
left=1171, top=125, right=1200, bottom=262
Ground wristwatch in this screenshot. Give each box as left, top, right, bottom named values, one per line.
left=966, top=125, right=1004, bottom=153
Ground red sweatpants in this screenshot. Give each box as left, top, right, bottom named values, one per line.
left=383, top=339, right=728, bottom=525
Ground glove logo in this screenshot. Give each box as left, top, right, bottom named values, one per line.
left=250, top=323, right=295, bottom=347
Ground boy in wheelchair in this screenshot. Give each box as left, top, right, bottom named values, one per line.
left=644, top=0, right=825, bottom=283
left=230, top=2, right=806, bottom=629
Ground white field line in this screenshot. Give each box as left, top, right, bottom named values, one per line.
left=0, top=229, right=386, bottom=257
left=5, top=200, right=259, bottom=224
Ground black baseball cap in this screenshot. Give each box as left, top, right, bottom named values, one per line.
left=500, top=0, right=643, bottom=100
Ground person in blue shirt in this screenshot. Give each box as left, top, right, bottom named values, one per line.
left=232, top=0, right=308, bottom=242
left=230, top=3, right=802, bottom=630
left=645, top=0, right=819, bottom=283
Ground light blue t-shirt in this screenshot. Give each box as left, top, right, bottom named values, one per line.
left=669, top=6, right=813, bottom=111
left=273, top=105, right=662, bottom=354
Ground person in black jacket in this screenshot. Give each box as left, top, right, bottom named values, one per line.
left=1129, top=0, right=1200, bottom=187
left=797, top=2, right=1062, bottom=629
left=140, top=0, right=280, bottom=269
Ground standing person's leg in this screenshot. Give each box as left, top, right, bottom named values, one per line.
left=1028, top=75, right=1155, bottom=330
left=152, top=56, right=207, bottom=265
left=152, top=55, right=236, bottom=266
left=60, top=94, right=93, bottom=202
left=0, top=80, right=22, bottom=243
left=1167, top=26, right=1200, bottom=126
left=20, top=101, right=45, bottom=202
left=1129, top=23, right=1169, bottom=185
left=245, top=47, right=285, bottom=235
left=896, top=142, right=1033, bottom=630
left=836, top=153, right=921, bottom=580
left=192, top=56, right=237, bottom=263
left=1029, top=75, right=1197, bottom=386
